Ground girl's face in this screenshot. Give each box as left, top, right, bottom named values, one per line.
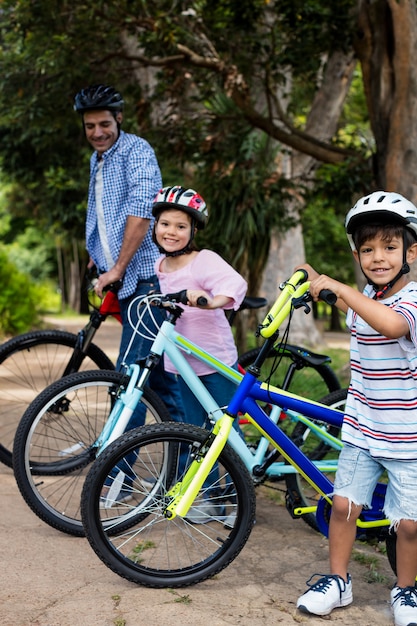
left=155, top=209, right=193, bottom=253
left=354, top=233, right=412, bottom=294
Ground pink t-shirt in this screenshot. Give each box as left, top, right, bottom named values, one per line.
left=155, top=249, right=247, bottom=375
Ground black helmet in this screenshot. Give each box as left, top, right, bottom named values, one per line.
left=73, top=84, right=124, bottom=113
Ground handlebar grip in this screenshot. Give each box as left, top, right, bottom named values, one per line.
left=165, top=291, right=208, bottom=306
left=319, top=288, right=337, bottom=305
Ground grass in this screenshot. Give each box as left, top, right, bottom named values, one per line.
left=352, top=547, right=388, bottom=584
left=167, top=589, right=193, bottom=604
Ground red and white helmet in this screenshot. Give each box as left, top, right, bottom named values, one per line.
left=345, top=191, right=417, bottom=250
left=152, top=186, right=208, bottom=229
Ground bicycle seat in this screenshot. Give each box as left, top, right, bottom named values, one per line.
left=284, top=344, right=331, bottom=366
left=238, top=296, right=268, bottom=311
left=226, top=296, right=268, bottom=326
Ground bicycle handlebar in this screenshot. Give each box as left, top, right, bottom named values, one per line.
left=165, top=289, right=208, bottom=307
left=318, top=288, right=337, bottom=306
left=258, top=270, right=337, bottom=338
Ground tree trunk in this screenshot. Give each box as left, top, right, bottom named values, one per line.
left=261, top=50, right=356, bottom=347
left=355, top=0, right=417, bottom=195
left=355, top=0, right=417, bottom=281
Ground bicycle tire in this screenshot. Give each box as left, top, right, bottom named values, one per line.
left=0, top=329, right=114, bottom=468
left=12, top=369, right=171, bottom=537
left=385, top=532, right=398, bottom=576
left=284, top=387, right=347, bottom=531
left=81, top=422, right=257, bottom=588
left=238, top=345, right=341, bottom=457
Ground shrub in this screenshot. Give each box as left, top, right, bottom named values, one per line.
left=0, top=248, right=40, bottom=336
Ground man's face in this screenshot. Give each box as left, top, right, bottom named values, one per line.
left=83, top=109, right=122, bottom=156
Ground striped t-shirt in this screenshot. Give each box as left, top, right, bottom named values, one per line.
left=343, top=282, right=417, bottom=460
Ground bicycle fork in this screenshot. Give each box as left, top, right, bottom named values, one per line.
left=164, top=413, right=235, bottom=519
left=95, top=353, right=160, bottom=452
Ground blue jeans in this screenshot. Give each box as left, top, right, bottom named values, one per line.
left=116, top=275, right=185, bottom=426
left=177, top=365, right=242, bottom=491
left=178, top=367, right=240, bottom=432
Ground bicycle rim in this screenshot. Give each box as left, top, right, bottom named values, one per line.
left=0, top=330, right=113, bottom=467
left=13, top=370, right=170, bottom=536
left=81, top=422, right=256, bottom=587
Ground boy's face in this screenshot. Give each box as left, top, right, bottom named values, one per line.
left=354, top=232, right=417, bottom=296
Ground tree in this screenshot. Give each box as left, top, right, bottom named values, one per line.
left=2, top=1, right=415, bottom=327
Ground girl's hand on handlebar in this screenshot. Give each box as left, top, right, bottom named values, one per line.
left=186, top=291, right=234, bottom=309
left=186, top=290, right=211, bottom=307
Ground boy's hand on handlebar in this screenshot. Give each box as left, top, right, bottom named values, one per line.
left=309, top=274, right=341, bottom=302
left=295, top=264, right=320, bottom=282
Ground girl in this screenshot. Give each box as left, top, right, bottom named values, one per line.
left=152, top=185, right=247, bottom=424
left=152, top=185, right=248, bottom=524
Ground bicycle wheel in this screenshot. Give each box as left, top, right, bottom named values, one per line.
left=81, top=422, right=256, bottom=588
left=12, top=369, right=171, bottom=537
left=284, top=388, right=347, bottom=531
left=0, top=329, right=114, bottom=468
left=238, top=344, right=341, bottom=456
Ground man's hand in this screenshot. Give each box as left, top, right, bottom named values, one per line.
left=94, top=267, right=124, bottom=298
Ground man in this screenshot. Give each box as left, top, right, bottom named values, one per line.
left=74, top=84, right=184, bottom=426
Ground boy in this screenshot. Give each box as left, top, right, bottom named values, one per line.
left=296, top=191, right=417, bottom=626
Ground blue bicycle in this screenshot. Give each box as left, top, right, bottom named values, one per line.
left=75, top=271, right=393, bottom=588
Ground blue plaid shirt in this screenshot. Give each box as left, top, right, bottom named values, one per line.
left=86, top=130, right=162, bottom=299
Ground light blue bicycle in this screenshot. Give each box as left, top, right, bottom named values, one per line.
left=13, top=280, right=344, bottom=536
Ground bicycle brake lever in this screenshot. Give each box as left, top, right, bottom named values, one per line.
left=291, top=293, right=311, bottom=314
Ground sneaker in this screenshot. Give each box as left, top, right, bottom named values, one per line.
left=223, top=511, right=237, bottom=529
left=296, top=573, right=353, bottom=616
left=391, top=585, right=417, bottom=626
left=185, top=499, right=219, bottom=524
left=100, top=488, right=133, bottom=509
left=100, top=469, right=133, bottom=509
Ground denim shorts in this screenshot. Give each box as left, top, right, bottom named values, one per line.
left=334, top=444, right=417, bottom=523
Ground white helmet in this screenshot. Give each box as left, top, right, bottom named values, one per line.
left=345, top=191, right=417, bottom=250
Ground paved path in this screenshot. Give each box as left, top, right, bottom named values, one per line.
left=4, top=319, right=391, bottom=626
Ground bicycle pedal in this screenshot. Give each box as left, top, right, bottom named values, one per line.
left=285, top=488, right=303, bottom=519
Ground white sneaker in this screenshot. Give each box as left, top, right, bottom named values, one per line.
left=223, top=511, right=237, bottom=529
left=100, top=488, right=133, bottom=509
left=185, top=500, right=218, bottom=524
left=391, top=585, right=417, bottom=626
left=297, top=573, right=353, bottom=616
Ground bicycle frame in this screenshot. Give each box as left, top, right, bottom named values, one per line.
left=158, top=270, right=390, bottom=537
left=94, top=271, right=342, bottom=494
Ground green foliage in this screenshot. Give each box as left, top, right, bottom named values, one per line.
left=0, top=0, right=371, bottom=302
left=0, top=247, right=40, bottom=335
left=187, top=96, right=294, bottom=290
left=7, top=225, right=56, bottom=281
